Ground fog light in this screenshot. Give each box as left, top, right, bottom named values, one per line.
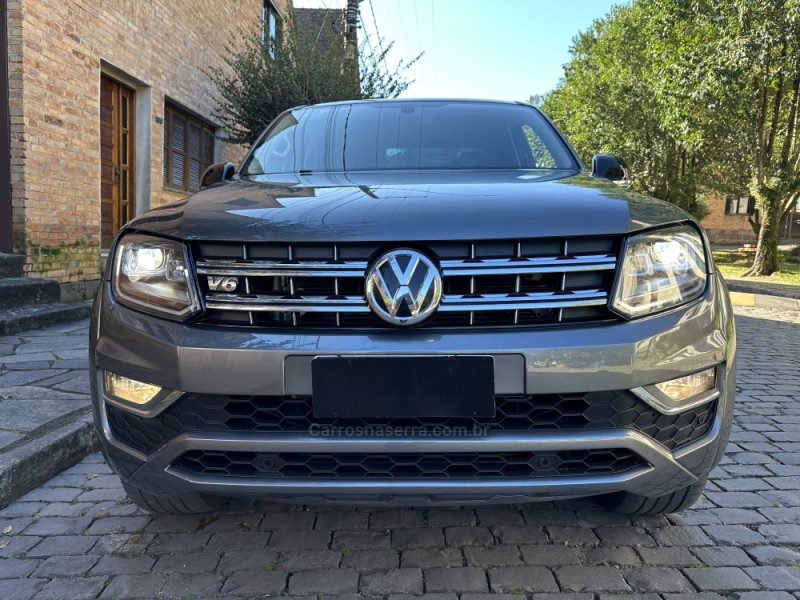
left=655, top=367, right=716, bottom=401
left=104, top=371, right=161, bottom=405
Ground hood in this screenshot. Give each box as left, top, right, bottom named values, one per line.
left=129, top=170, right=691, bottom=242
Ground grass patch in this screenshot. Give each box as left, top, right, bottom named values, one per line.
left=713, top=249, right=800, bottom=285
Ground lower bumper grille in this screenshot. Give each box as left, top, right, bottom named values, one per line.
left=106, top=391, right=715, bottom=455
left=173, top=449, right=646, bottom=479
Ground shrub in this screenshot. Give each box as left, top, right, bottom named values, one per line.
left=209, top=13, right=421, bottom=146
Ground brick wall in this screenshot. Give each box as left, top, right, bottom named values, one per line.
left=700, top=192, right=757, bottom=245
left=7, top=0, right=291, bottom=283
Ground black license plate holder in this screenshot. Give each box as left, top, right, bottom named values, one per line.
left=311, top=355, right=495, bottom=419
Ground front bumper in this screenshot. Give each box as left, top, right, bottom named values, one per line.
left=91, top=272, right=736, bottom=505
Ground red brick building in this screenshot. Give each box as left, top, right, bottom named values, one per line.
left=701, top=192, right=757, bottom=245
left=701, top=193, right=800, bottom=245
left=1, top=0, right=291, bottom=296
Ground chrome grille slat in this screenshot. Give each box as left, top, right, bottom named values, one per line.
left=440, top=254, right=616, bottom=276
left=469, top=242, right=476, bottom=327
left=242, top=244, right=254, bottom=326
left=196, top=259, right=367, bottom=278
left=439, top=290, right=608, bottom=312
left=196, top=255, right=614, bottom=278
left=558, top=240, right=569, bottom=323
left=206, top=294, right=370, bottom=313
left=513, top=241, right=522, bottom=325
left=287, top=245, right=298, bottom=326
left=194, top=238, right=620, bottom=329
left=333, top=244, right=341, bottom=328
left=205, top=290, right=609, bottom=313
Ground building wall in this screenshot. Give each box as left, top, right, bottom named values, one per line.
left=7, top=0, right=291, bottom=284
left=0, top=0, right=11, bottom=252
left=701, top=192, right=756, bottom=245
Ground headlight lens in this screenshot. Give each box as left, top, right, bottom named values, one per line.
left=612, top=224, right=707, bottom=318
left=112, top=234, right=199, bottom=319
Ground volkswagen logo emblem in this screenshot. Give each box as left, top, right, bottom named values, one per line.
left=366, top=249, right=443, bottom=326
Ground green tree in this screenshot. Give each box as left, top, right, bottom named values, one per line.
left=643, top=0, right=800, bottom=275
left=541, top=4, right=709, bottom=219
left=209, top=12, right=420, bottom=146
left=542, top=0, right=800, bottom=276
left=708, top=1, right=800, bottom=275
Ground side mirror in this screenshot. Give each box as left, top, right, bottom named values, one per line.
left=200, top=162, right=236, bottom=189
left=591, top=154, right=631, bottom=188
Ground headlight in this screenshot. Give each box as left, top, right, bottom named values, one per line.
left=611, top=224, right=707, bottom=318
left=112, top=234, right=199, bottom=320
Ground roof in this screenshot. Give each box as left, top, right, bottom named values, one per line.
left=296, top=98, right=533, bottom=110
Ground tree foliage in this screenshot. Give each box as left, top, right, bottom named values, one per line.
left=209, top=12, right=420, bottom=146
left=542, top=4, right=711, bottom=219
left=542, top=0, right=800, bottom=275
left=713, top=1, right=800, bottom=275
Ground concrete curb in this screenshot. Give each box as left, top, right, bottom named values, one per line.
left=0, top=414, right=99, bottom=506
left=726, top=280, right=800, bottom=300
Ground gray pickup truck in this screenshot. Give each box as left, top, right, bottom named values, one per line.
left=90, top=99, right=735, bottom=516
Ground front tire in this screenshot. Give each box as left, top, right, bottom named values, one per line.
left=600, top=476, right=708, bottom=515
left=122, top=481, right=226, bottom=515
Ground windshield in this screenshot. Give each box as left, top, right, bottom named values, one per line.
left=242, top=101, right=577, bottom=175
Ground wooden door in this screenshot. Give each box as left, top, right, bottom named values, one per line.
left=100, top=76, right=134, bottom=249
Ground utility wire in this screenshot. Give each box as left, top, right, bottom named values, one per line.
left=430, top=0, right=438, bottom=94
left=412, top=0, right=421, bottom=53
left=312, top=0, right=333, bottom=48
left=411, top=0, right=426, bottom=92
left=359, top=11, right=375, bottom=56
left=395, top=0, right=408, bottom=54
left=368, top=0, right=390, bottom=73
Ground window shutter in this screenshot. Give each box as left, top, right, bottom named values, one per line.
left=163, top=101, right=217, bottom=192
left=171, top=114, right=186, bottom=188
left=188, top=122, right=202, bottom=191
left=724, top=196, right=733, bottom=215
left=747, top=196, right=756, bottom=215
left=163, top=109, right=170, bottom=186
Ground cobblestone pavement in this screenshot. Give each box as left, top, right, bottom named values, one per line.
left=0, top=319, right=91, bottom=452
left=1, top=307, right=799, bottom=600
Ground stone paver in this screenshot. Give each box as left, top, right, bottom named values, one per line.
left=683, top=566, right=760, bottom=591
left=0, top=321, right=90, bottom=454
left=2, top=306, right=800, bottom=598
left=488, top=566, right=559, bottom=592
left=361, top=568, right=424, bottom=595
left=555, top=565, right=631, bottom=592
left=289, top=568, right=358, bottom=594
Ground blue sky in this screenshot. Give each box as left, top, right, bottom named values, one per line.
left=294, top=0, right=623, bottom=101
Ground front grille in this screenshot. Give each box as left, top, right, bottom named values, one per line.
left=106, top=392, right=715, bottom=455
left=192, top=237, right=620, bottom=329
left=173, top=449, right=645, bottom=479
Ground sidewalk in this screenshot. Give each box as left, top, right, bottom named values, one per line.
left=724, top=275, right=800, bottom=302
left=0, top=319, right=96, bottom=507
left=724, top=274, right=800, bottom=310
left=0, top=284, right=797, bottom=508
